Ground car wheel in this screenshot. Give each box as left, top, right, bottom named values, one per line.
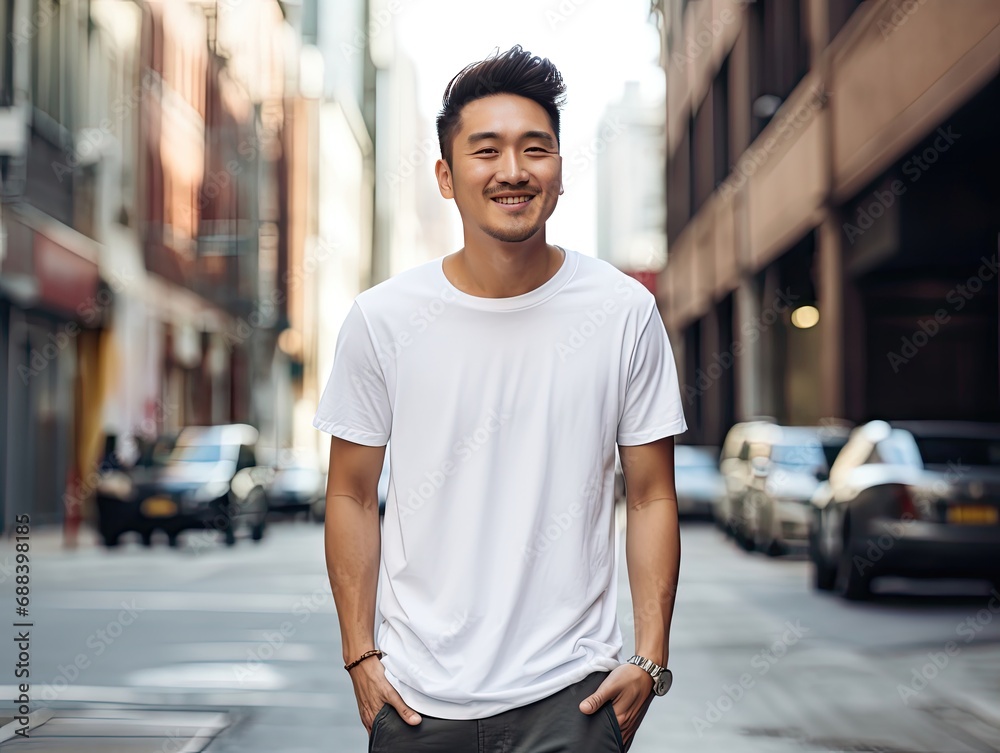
left=167, top=531, right=180, bottom=548
left=989, top=573, right=1000, bottom=595
left=810, top=529, right=835, bottom=591
left=222, top=522, right=237, bottom=546
left=835, top=533, right=871, bottom=600
left=102, top=531, right=121, bottom=548
left=140, top=530, right=154, bottom=547
left=764, top=538, right=785, bottom=558
left=251, top=519, right=265, bottom=541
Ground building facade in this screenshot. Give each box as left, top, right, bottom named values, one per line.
left=0, top=0, right=316, bottom=539
left=653, top=0, right=1000, bottom=444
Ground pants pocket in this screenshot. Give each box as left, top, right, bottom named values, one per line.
left=368, top=704, right=391, bottom=753
left=602, top=703, right=625, bottom=753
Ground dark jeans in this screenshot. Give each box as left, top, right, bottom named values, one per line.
left=368, top=671, right=628, bottom=752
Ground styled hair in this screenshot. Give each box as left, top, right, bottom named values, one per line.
left=436, top=45, right=567, bottom=166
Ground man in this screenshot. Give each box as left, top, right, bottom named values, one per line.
left=314, top=45, right=686, bottom=752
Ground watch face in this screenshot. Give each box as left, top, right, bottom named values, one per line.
left=655, top=669, right=673, bottom=695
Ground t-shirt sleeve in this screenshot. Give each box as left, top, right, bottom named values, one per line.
left=312, top=301, right=392, bottom=446
left=617, top=302, right=688, bottom=446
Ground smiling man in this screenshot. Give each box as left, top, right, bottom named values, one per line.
left=314, top=45, right=687, bottom=752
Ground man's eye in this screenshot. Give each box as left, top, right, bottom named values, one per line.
left=475, top=148, right=498, bottom=155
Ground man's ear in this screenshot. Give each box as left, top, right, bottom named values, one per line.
left=435, top=158, right=454, bottom=199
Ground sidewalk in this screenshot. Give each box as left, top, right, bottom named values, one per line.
left=0, top=707, right=233, bottom=751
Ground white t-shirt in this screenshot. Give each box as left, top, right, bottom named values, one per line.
left=313, top=247, right=687, bottom=719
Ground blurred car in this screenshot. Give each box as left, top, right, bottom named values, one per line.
left=716, top=418, right=775, bottom=538
left=312, top=448, right=390, bottom=521
left=809, top=420, right=1000, bottom=599
left=674, top=445, right=725, bottom=518
left=95, top=424, right=269, bottom=547
left=266, top=463, right=326, bottom=517
left=740, top=423, right=852, bottom=555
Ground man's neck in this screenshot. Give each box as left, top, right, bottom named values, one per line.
left=444, top=236, right=565, bottom=299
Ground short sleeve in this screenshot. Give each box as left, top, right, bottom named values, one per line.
left=312, top=301, right=392, bottom=446
left=617, top=303, right=688, bottom=446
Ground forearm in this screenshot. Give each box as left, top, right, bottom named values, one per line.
left=325, top=493, right=381, bottom=664
left=625, top=496, right=680, bottom=667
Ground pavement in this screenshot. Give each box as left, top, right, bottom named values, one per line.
left=2, top=513, right=1000, bottom=752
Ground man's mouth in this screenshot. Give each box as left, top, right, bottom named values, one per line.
left=491, top=195, right=534, bottom=205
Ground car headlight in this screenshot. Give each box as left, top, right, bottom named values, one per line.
left=191, top=482, right=231, bottom=504
left=98, top=472, right=134, bottom=500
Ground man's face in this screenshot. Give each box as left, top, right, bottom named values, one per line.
left=436, top=94, right=562, bottom=244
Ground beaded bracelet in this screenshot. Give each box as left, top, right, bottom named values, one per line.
left=345, top=649, right=385, bottom=672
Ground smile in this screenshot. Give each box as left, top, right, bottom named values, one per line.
left=491, top=195, right=534, bottom=205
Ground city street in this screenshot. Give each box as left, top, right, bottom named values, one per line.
left=2, top=515, right=999, bottom=752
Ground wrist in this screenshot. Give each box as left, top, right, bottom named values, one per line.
left=633, top=648, right=668, bottom=667
left=344, top=648, right=384, bottom=672
left=343, top=641, right=378, bottom=665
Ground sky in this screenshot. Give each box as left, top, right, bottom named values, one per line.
left=393, top=0, right=665, bottom=256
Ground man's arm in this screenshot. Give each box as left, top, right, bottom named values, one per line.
left=579, top=436, right=680, bottom=744
left=325, top=436, right=385, bottom=666
left=324, top=436, right=422, bottom=731
left=620, top=435, right=680, bottom=668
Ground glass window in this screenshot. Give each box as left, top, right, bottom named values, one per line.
left=170, top=444, right=222, bottom=463
left=914, top=436, right=1000, bottom=469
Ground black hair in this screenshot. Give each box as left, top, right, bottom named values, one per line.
left=436, top=45, right=567, bottom=166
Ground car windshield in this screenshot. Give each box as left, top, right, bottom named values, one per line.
left=915, top=436, right=1000, bottom=468
left=770, top=443, right=826, bottom=471
left=169, top=444, right=223, bottom=463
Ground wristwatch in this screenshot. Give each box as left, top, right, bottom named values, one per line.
left=626, top=655, right=673, bottom=696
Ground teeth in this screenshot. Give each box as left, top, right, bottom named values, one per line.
left=493, top=196, right=532, bottom=205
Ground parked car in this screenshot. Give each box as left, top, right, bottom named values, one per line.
left=95, top=424, right=269, bottom=547
left=266, top=462, right=326, bottom=518
left=809, top=420, right=1000, bottom=599
left=312, top=448, right=390, bottom=521
left=715, top=418, right=775, bottom=539
left=741, top=423, right=852, bottom=555
left=674, top=445, right=725, bottom=518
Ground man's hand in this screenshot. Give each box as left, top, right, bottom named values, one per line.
left=350, top=656, right=423, bottom=734
left=578, top=663, right=655, bottom=746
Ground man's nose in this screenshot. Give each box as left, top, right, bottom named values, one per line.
left=495, top=149, right=529, bottom=185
